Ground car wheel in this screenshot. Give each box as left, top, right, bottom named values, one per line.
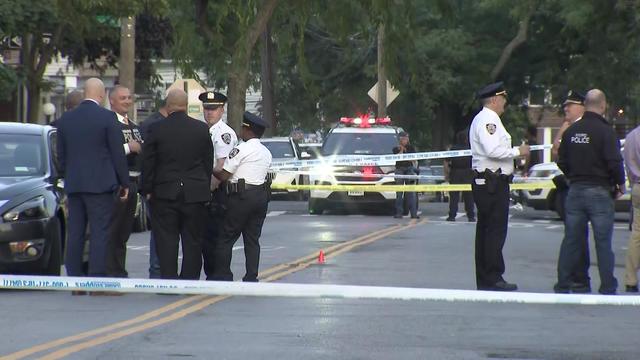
left=308, top=198, right=324, bottom=215
left=45, top=218, right=63, bottom=275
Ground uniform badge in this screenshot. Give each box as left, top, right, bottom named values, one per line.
left=229, top=148, right=239, bottom=159
left=221, top=133, right=232, bottom=144
left=486, top=123, right=497, bottom=135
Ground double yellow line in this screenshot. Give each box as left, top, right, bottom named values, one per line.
left=1, top=219, right=426, bottom=360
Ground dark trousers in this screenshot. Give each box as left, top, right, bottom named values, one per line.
left=145, top=198, right=161, bottom=279
left=106, top=181, right=137, bottom=277
left=557, top=187, right=590, bottom=286
left=472, top=174, right=510, bottom=288
left=212, top=189, right=269, bottom=282
left=557, top=184, right=617, bottom=294
left=65, top=192, right=115, bottom=277
left=448, top=169, right=475, bottom=219
left=203, top=189, right=227, bottom=279
left=150, top=196, right=206, bottom=280
left=395, top=167, right=418, bottom=217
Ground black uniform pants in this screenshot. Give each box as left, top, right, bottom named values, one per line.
left=106, top=180, right=137, bottom=277
left=212, top=188, right=269, bottom=282
left=471, top=173, right=510, bottom=289
left=203, top=189, right=228, bottom=280
left=448, top=169, right=475, bottom=219
left=150, top=195, right=206, bottom=280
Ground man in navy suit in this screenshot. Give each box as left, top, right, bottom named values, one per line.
left=56, top=78, right=130, bottom=280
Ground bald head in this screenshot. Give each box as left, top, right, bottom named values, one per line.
left=84, top=78, right=106, bottom=104
left=166, top=89, right=188, bottom=114
left=584, top=89, right=607, bottom=116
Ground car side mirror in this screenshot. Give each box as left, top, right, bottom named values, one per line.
left=300, top=151, right=311, bottom=159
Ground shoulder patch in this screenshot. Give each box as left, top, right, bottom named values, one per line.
left=221, top=133, right=232, bottom=144
left=485, top=123, right=497, bottom=135
left=229, top=148, right=239, bottom=159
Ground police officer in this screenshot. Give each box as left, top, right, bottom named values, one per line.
left=555, top=89, right=625, bottom=295
left=469, top=81, right=529, bottom=291
left=211, top=112, right=272, bottom=282
left=552, top=90, right=591, bottom=292
left=198, top=91, right=238, bottom=280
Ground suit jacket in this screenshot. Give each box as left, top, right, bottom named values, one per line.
left=142, top=111, right=213, bottom=203
left=56, top=100, right=130, bottom=194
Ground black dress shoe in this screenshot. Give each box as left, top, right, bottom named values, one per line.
left=626, top=285, right=639, bottom=293
left=570, top=283, right=591, bottom=294
left=492, top=281, right=518, bottom=291
left=393, top=215, right=402, bottom=219
left=411, top=215, right=420, bottom=219
left=446, top=217, right=456, bottom=222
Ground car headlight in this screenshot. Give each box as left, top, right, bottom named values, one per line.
left=2, top=196, right=48, bottom=222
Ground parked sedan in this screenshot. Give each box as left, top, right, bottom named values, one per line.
left=0, top=123, right=66, bottom=275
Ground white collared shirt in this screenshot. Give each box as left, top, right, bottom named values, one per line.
left=469, top=107, right=520, bottom=175
left=209, top=120, right=238, bottom=161
left=223, top=138, right=272, bottom=185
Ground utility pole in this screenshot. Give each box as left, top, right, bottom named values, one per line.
left=120, top=16, right=135, bottom=118
left=260, top=23, right=276, bottom=136
left=377, top=23, right=387, bottom=118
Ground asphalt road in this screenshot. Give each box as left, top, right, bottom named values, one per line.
left=0, top=198, right=637, bottom=360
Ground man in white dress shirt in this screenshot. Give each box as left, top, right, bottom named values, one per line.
left=211, top=112, right=272, bottom=282
left=469, top=81, right=529, bottom=291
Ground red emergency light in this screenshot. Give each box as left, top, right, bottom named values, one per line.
left=339, top=115, right=391, bottom=128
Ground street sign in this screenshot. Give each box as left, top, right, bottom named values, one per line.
left=368, top=80, right=399, bottom=106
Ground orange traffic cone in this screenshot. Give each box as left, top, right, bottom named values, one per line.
left=318, top=250, right=325, bottom=264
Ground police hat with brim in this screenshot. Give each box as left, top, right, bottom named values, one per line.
left=199, top=91, right=227, bottom=109
left=242, top=111, right=270, bottom=131
left=477, top=81, right=508, bottom=99
left=563, top=90, right=585, bottom=106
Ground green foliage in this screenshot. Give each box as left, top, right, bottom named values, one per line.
left=0, top=64, right=18, bottom=101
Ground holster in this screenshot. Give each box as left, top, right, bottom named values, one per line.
left=238, top=179, right=246, bottom=199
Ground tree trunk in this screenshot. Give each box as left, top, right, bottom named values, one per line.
left=227, top=58, right=249, bottom=133
left=26, top=82, right=41, bottom=124
left=490, top=3, right=537, bottom=81
left=225, top=0, right=280, bottom=133
left=261, top=24, right=276, bottom=136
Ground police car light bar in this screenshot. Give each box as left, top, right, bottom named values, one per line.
left=339, top=115, right=391, bottom=127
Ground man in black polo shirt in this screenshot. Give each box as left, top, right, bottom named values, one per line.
left=393, top=131, right=418, bottom=219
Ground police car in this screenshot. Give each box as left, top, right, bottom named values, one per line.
left=519, top=162, right=630, bottom=218
left=308, top=115, right=403, bottom=214
left=261, top=137, right=307, bottom=200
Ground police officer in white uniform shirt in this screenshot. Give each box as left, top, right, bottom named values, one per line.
left=210, top=111, right=272, bottom=282
left=198, top=91, right=238, bottom=279
left=469, top=81, right=529, bottom=291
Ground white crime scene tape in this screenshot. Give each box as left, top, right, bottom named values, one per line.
left=270, top=144, right=551, bottom=170
left=1, top=274, right=638, bottom=306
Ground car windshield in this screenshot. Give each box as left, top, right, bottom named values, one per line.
left=0, top=134, right=45, bottom=176
left=263, top=141, right=295, bottom=158
left=322, top=132, right=399, bottom=155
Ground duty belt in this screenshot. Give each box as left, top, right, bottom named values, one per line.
left=225, top=181, right=269, bottom=194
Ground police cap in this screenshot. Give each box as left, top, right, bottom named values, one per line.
left=198, top=91, right=227, bottom=109
left=477, top=81, right=508, bottom=99
left=563, top=90, right=585, bottom=106
left=242, top=111, right=270, bottom=130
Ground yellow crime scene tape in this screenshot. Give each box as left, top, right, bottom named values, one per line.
left=270, top=181, right=556, bottom=192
